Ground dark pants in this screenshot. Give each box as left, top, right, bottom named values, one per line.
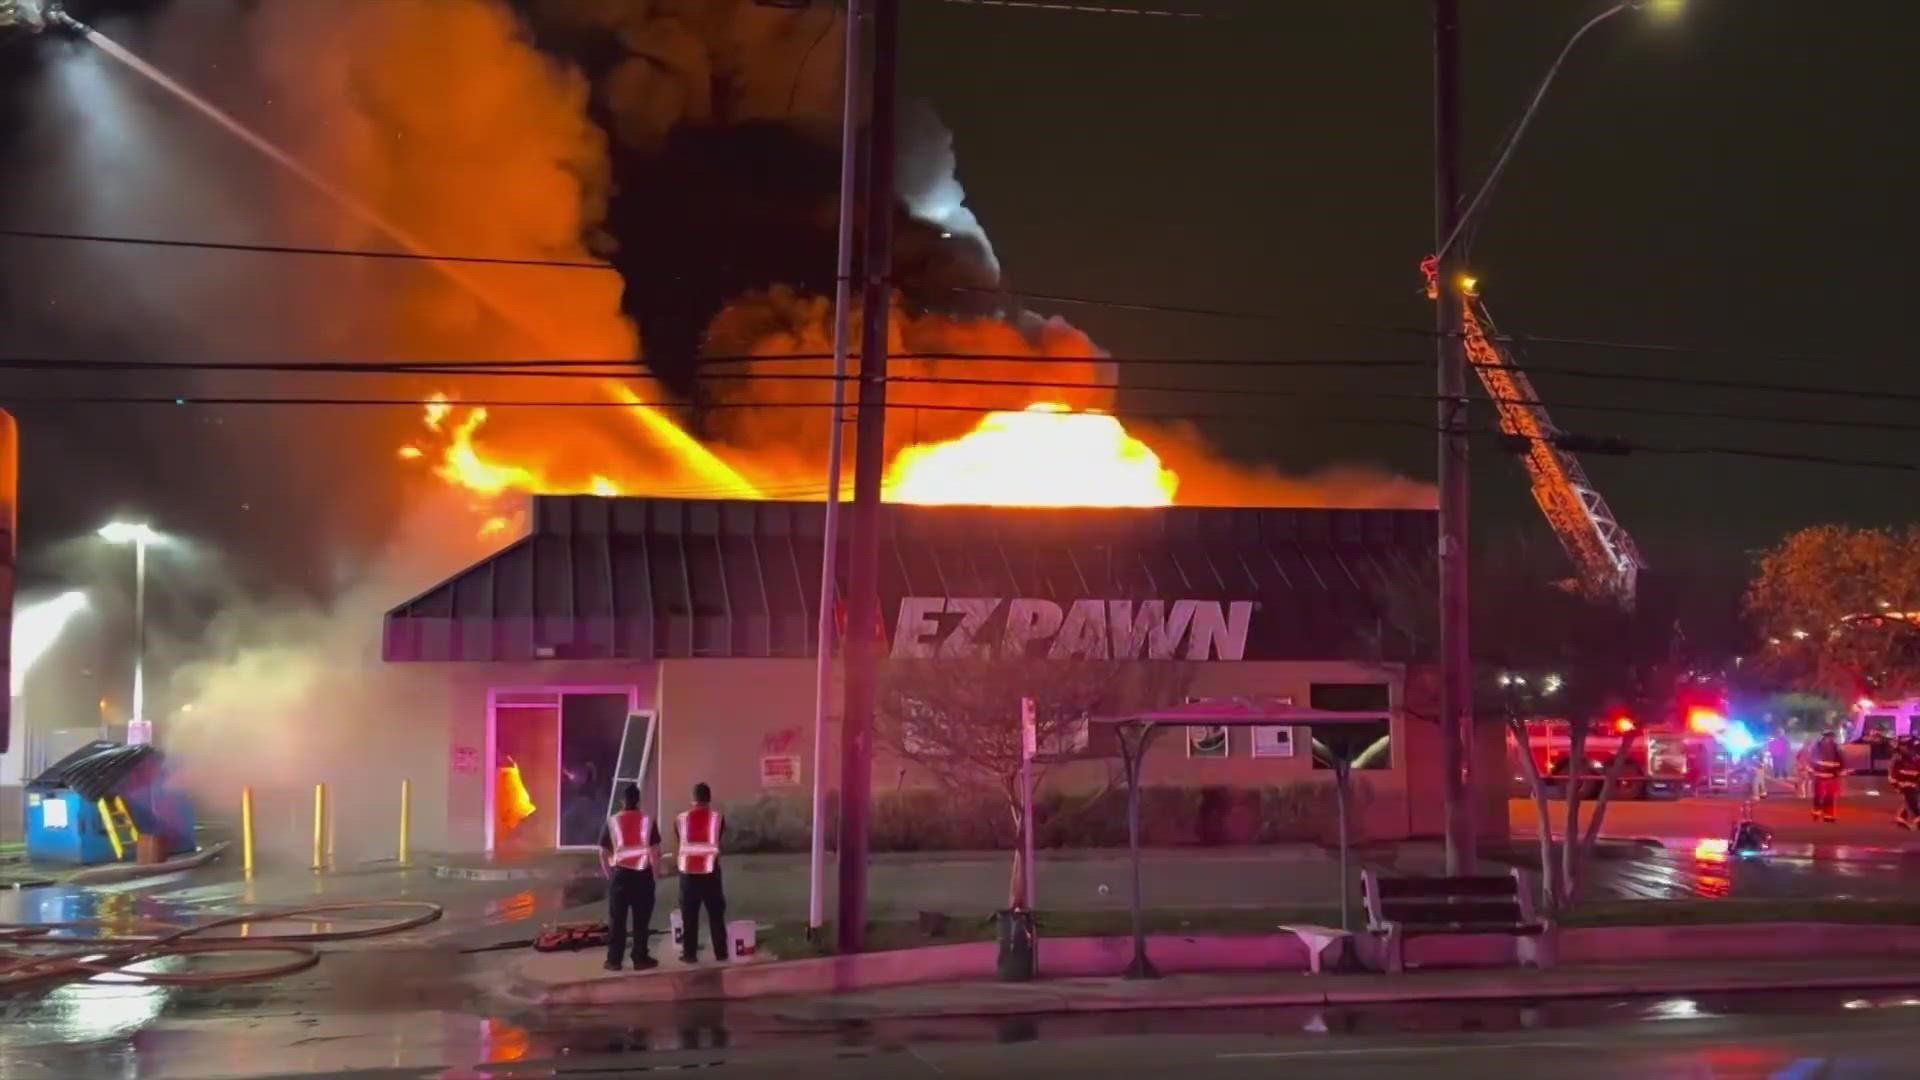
left=1812, top=776, right=1840, bottom=818
left=606, top=867, right=656, bottom=966
left=680, top=867, right=728, bottom=960
left=1902, top=787, right=1920, bottom=820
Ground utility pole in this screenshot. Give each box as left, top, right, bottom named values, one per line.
left=837, top=0, right=899, bottom=954
left=807, top=0, right=867, bottom=944
left=1433, top=0, right=1475, bottom=874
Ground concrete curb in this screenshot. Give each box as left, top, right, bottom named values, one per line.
left=767, top=969, right=1920, bottom=1023
left=526, top=934, right=1315, bottom=1006
left=522, top=922, right=1920, bottom=1007
left=431, top=864, right=561, bottom=882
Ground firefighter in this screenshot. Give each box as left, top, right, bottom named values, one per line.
left=598, top=783, right=662, bottom=971
left=1892, top=736, right=1920, bottom=829
left=1808, top=730, right=1846, bottom=823
left=675, top=782, right=728, bottom=963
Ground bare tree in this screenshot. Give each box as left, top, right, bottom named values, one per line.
left=1370, top=542, right=1681, bottom=912
left=877, top=657, right=1194, bottom=907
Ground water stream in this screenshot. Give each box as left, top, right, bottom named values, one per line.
left=76, top=26, right=759, bottom=494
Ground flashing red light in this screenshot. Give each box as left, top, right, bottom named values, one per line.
left=1693, top=837, right=1730, bottom=863
left=1613, top=716, right=1636, bottom=734
left=1687, top=707, right=1728, bottom=735
left=1857, top=697, right=1877, bottom=712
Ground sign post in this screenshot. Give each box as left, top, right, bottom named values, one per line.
left=1020, top=696, right=1037, bottom=911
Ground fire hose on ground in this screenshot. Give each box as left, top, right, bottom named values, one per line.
left=0, top=900, right=443, bottom=992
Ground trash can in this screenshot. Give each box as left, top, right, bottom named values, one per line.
left=995, top=908, right=1037, bottom=982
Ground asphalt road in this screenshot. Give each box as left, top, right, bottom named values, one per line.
left=164, top=989, right=1920, bottom=1079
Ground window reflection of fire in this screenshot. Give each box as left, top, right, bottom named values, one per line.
left=497, top=757, right=536, bottom=836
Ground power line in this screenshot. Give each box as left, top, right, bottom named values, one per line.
left=0, top=353, right=1417, bottom=374
left=948, top=282, right=1883, bottom=372
left=935, top=0, right=1218, bottom=15
left=12, top=358, right=1920, bottom=442
left=11, top=350, right=1920, bottom=407
left=8, top=391, right=1917, bottom=474
left=0, top=228, right=613, bottom=272
left=8, top=357, right=1920, bottom=436
left=3, top=228, right=1888, bottom=373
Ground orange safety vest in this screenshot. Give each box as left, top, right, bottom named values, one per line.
left=676, top=807, right=722, bottom=875
left=607, top=810, right=653, bottom=871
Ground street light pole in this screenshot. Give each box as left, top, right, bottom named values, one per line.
left=1428, top=0, right=1674, bottom=875
left=98, top=521, right=160, bottom=746
left=130, top=532, right=147, bottom=744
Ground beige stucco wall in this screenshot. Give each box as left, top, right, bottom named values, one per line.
left=416, top=655, right=1508, bottom=852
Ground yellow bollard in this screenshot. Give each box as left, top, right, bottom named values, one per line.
left=312, top=783, right=327, bottom=873
left=241, top=786, right=256, bottom=878
left=398, top=779, right=412, bottom=866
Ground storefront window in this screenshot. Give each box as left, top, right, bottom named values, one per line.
left=1309, top=682, right=1392, bottom=771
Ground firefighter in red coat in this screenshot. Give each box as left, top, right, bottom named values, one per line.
left=1808, top=731, right=1846, bottom=823
left=1891, top=737, right=1920, bottom=829
left=598, top=783, right=662, bottom=971
left=676, top=782, right=728, bottom=962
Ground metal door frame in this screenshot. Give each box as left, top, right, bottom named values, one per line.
left=485, top=684, right=645, bottom=853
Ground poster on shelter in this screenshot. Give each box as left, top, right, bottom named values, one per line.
left=1252, top=726, right=1295, bottom=758
left=760, top=754, right=802, bottom=788
left=1186, top=725, right=1229, bottom=758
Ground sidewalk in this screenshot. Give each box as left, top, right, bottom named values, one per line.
left=750, top=958, right=1920, bottom=1023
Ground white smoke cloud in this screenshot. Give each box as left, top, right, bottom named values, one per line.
left=896, top=98, right=1001, bottom=277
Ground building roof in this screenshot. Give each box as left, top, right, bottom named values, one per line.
left=383, top=496, right=1435, bottom=663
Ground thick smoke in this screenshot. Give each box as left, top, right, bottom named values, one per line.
left=531, top=0, right=1007, bottom=394
left=1, top=0, right=647, bottom=836
left=5, top=0, right=1431, bottom=842
left=0, top=0, right=641, bottom=588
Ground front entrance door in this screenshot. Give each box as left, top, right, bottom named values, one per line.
left=488, top=687, right=646, bottom=853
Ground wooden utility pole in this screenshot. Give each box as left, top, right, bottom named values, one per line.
left=807, top=0, right=867, bottom=944
left=836, top=0, right=899, bottom=953
left=1434, top=0, right=1476, bottom=874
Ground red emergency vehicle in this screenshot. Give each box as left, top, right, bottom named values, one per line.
left=1508, top=686, right=1735, bottom=799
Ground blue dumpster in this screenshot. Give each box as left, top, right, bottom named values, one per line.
left=24, top=741, right=195, bottom=865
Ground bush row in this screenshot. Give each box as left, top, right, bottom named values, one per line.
left=722, top=780, right=1374, bottom=854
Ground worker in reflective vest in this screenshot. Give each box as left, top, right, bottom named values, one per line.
left=1892, top=737, right=1920, bottom=829
left=675, top=782, right=728, bottom=962
left=1808, top=731, right=1846, bottom=824
left=598, top=783, right=661, bottom=971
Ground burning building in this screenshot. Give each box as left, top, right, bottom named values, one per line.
left=381, top=494, right=1508, bottom=854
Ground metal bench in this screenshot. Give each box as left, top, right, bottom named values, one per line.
left=1358, top=867, right=1554, bottom=973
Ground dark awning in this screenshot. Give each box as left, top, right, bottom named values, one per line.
left=383, top=496, right=1435, bottom=663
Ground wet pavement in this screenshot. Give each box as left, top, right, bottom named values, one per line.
left=13, top=980, right=1920, bottom=1077
left=12, top=796, right=1920, bottom=1077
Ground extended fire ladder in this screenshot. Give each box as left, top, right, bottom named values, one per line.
left=1424, top=258, right=1645, bottom=607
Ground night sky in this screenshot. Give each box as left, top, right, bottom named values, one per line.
left=1, top=0, right=1916, bottom=617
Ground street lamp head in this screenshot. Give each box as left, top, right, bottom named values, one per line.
left=1631, top=0, right=1683, bottom=17
left=97, top=521, right=160, bottom=546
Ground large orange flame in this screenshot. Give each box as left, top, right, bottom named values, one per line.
left=401, top=391, right=1182, bottom=515
left=884, top=403, right=1177, bottom=507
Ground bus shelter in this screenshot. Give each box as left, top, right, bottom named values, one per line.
left=1036, top=698, right=1394, bottom=978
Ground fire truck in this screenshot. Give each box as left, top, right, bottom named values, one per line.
left=1508, top=698, right=1733, bottom=800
